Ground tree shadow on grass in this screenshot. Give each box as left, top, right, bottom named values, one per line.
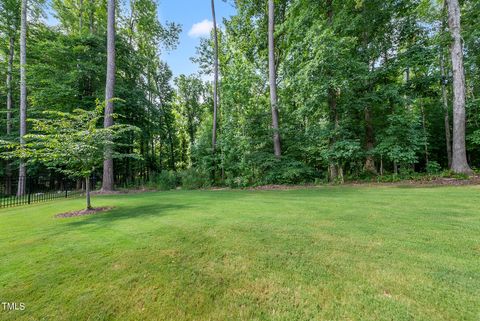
left=63, top=203, right=189, bottom=228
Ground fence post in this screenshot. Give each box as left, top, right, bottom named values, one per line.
left=27, top=177, right=31, bottom=204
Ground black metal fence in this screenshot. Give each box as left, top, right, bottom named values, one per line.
left=0, top=176, right=83, bottom=209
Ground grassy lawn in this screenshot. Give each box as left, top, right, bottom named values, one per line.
left=1, top=186, right=479, bottom=321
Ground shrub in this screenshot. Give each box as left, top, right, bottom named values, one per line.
left=426, top=161, right=442, bottom=174
left=180, top=168, right=211, bottom=190
left=440, top=170, right=470, bottom=180
left=225, top=176, right=249, bottom=188
left=149, top=171, right=177, bottom=191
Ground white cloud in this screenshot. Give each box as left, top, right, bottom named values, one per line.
left=188, top=19, right=214, bottom=38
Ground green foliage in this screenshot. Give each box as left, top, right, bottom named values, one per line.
left=148, top=170, right=177, bottom=191
left=376, top=114, right=423, bottom=167
left=0, top=101, right=140, bottom=179
left=440, top=170, right=470, bottom=180
left=180, top=168, right=211, bottom=190
left=426, top=161, right=442, bottom=174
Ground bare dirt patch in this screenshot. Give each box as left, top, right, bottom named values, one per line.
left=55, top=207, right=114, bottom=218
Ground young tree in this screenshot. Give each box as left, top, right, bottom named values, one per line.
left=102, top=0, right=116, bottom=191
left=1, top=103, right=139, bottom=211
left=17, top=0, right=27, bottom=196
left=446, top=0, right=472, bottom=174
left=268, top=0, right=281, bottom=157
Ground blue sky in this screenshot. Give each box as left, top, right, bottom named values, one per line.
left=158, top=0, right=236, bottom=78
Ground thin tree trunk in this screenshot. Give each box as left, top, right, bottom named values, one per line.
left=128, top=0, right=136, bottom=45
left=446, top=0, right=472, bottom=174
left=364, top=107, right=377, bottom=174
left=380, top=155, right=384, bottom=176
left=17, top=0, right=27, bottom=196
left=102, top=0, right=116, bottom=191
left=440, top=51, right=453, bottom=168
left=327, top=0, right=338, bottom=181
left=268, top=0, right=282, bottom=157
left=6, top=36, right=14, bottom=136
left=211, top=0, right=219, bottom=154
left=85, top=176, right=92, bottom=210
left=6, top=36, right=14, bottom=194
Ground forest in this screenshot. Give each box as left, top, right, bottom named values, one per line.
left=0, top=0, right=479, bottom=190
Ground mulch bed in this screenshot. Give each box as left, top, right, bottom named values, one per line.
left=248, top=176, right=480, bottom=190
left=55, top=207, right=114, bottom=218
left=347, top=175, right=480, bottom=187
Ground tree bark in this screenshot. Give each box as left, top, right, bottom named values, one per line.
left=102, top=0, right=116, bottom=191
left=17, top=0, right=27, bottom=196
left=211, top=0, right=219, bottom=154
left=327, top=0, right=339, bottom=182
left=446, top=0, right=472, bottom=174
left=85, top=176, right=92, bottom=210
left=5, top=36, right=14, bottom=194
left=6, top=36, right=14, bottom=137
left=440, top=51, right=453, bottom=168
left=268, top=0, right=282, bottom=157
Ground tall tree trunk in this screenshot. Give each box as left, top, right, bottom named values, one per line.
left=268, top=0, right=281, bottom=157
left=440, top=52, right=453, bottom=168
left=326, top=0, right=338, bottom=181
left=6, top=36, right=14, bottom=137
left=364, top=107, right=377, bottom=174
left=102, top=0, right=116, bottom=191
left=446, top=0, right=472, bottom=174
left=6, top=36, right=14, bottom=194
left=211, top=0, right=219, bottom=154
left=17, top=0, right=27, bottom=196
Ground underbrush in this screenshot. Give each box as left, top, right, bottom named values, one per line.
left=139, top=166, right=476, bottom=192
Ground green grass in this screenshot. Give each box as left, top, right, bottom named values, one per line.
left=1, top=186, right=479, bottom=321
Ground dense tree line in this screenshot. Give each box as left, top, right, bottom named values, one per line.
left=1, top=0, right=479, bottom=190
left=188, top=0, right=480, bottom=186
